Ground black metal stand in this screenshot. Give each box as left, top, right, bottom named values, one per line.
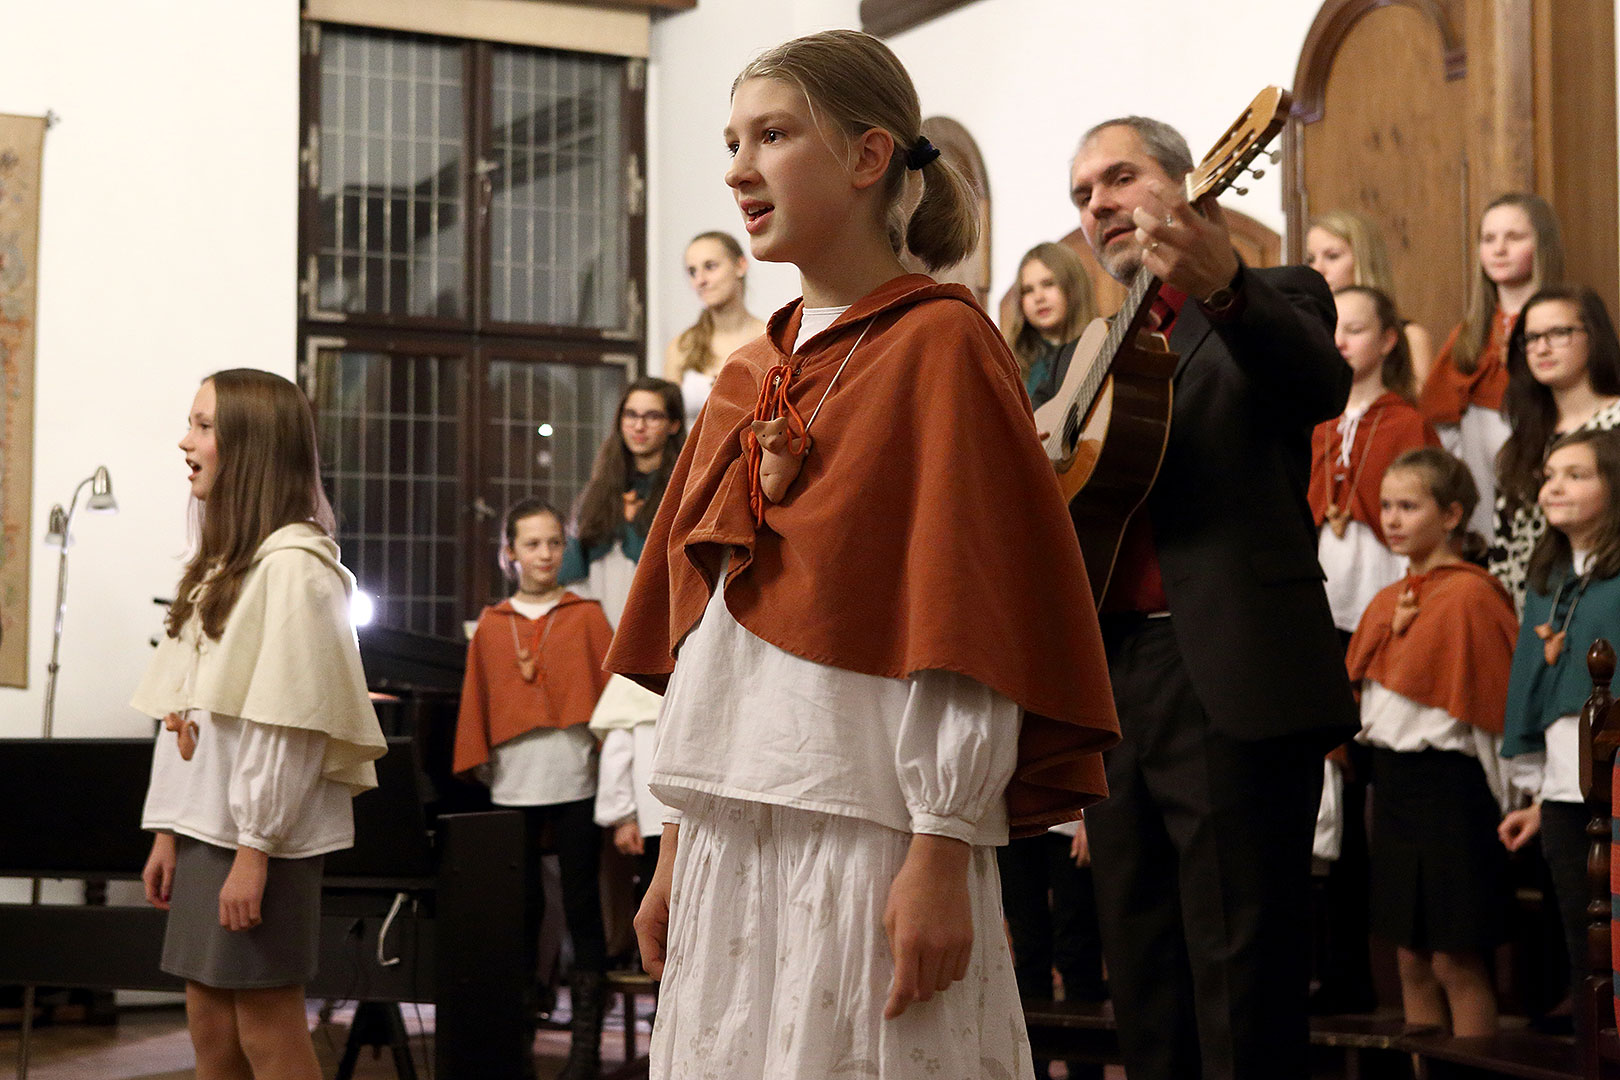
left=335, top=1001, right=418, bottom=1080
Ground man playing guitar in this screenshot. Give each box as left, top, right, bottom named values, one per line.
left=1067, top=116, right=1358, bottom=1080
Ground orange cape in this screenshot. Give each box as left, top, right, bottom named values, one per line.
left=453, top=592, right=613, bottom=775
left=1417, top=308, right=1514, bottom=424
left=1345, top=562, right=1516, bottom=733
left=1308, top=392, right=1439, bottom=543
left=606, top=274, right=1119, bottom=835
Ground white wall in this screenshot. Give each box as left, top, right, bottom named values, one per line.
left=645, top=0, right=1327, bottom=365
left=0, top=0, right=298, bottom=736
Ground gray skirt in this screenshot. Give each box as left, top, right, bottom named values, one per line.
left=161, top=836, right=324, bottom=989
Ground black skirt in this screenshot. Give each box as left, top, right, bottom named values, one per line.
left=1368, top=747, right=1508, bottom=951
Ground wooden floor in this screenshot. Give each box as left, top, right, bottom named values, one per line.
left=0, top=997, right=652, bottom=1080
left=0, top=1001, right=1129, bottom=1079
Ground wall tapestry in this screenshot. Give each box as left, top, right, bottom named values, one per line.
left=0, top=113, right=46, bottom=688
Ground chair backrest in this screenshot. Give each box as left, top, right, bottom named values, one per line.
left=1579, top=641, right=1618, bottom=1065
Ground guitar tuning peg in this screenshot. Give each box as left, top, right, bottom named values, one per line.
left=1232, top=185, right=1249, bottom=196
left=1249, top=168, right=1266, bottom=179
left=1268, top=150, right=1281, bottom=164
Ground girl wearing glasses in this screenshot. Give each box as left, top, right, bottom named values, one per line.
left=560, top=377, right=686, bottom=969
left=1490, top=286, right=1620, bottom=608
left=561, top=377, right=686, bottom=626
left=1419, top=194, right=1565, bottom=538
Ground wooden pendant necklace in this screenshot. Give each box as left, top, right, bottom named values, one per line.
left=1321, top=406, right=1385, bottom=540
left=1535, top=565, right=1593, bottom=666
left=509, top=603, right=558, bottom=683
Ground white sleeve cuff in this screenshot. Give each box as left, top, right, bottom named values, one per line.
left=908, top=812, right=977, bottom=846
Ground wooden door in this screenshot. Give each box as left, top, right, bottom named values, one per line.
left=1287, top=0, right=1619, bottom=346
left=1286, top=1, right=1470, bottom=347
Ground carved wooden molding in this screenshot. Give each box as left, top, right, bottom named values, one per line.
left=1292, top=0, right=1464, bottom=124
left=860, top=0, right=984, bottom=38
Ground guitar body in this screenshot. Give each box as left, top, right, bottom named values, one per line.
left=1035, top=320, right=1178, bottom=604
left=1030, top=84, right=1292, bottom=606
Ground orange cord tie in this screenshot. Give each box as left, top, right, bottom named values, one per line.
left=744, top=362, right=811, bottom=526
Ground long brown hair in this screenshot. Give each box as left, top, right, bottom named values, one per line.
left=166, top=369, right=336, bottom=640
left=1453, top=193, right=1565, bottom=375
left=734, top=29, right=979, bottom=271
left=1497, top=285, right=1620, bottom=513
left=1003, top=242, right=1096, bottom=374
left=675, top=231, right=747, bottom=378
left=1386, top=447, right=1487, bottom=564
left=1336, top=285, right=1417, bottom=402
left=574, top=377, right=685, bottom=551
left=1526, top=428, right=1620, bottom=593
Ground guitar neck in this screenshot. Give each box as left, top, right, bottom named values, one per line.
left=1075, top=267, right=1162, bottom=418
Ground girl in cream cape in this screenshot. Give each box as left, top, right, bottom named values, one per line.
left=135, top=368, right=385, bottom=1080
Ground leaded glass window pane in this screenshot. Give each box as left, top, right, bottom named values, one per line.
left=316, top=28, right=466, bottom=318
left=489, top=47, right=625, bottom=329
left=482, top=358, right=626, bottom=575
left=313, top=348, right=467, bottom=637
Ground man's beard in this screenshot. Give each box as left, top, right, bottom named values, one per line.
left=1092, top=215, right=1143, bottom=282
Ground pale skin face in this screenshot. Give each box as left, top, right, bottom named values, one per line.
left=1069, top=124, right=1238, bottom=300
left=1539, top=443, right=1610, bottom=552
left=1521, top=299, right=1591, bottom=395
left=1479, top=204, right=1536, bottom=289
left=1019, top=258, right=1069, bottom=340
left=620, top=389, right=679, bottom=470
left=505, top=511, right=566, bottom=597
left=685, top=237, right=746, bottom=312
left=178, top=380, right=219, bottom=501
left=725, top=77, right=907, bottom=309
left=1380, top=468, right=1464, bottom=570
left=1334, top=290, right=1397, bottom=385
left=1306, top=226, right=1355, bottom=292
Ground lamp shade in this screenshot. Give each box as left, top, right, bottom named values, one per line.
left=86, top=465, right=116, bottom=512
left=43, top=504, right=67, bottom=547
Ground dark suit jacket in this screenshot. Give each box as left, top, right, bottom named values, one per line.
left=1146, top=264, right=1359, bottom=742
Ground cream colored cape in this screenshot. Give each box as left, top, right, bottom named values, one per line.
left=588, top=673, right=662, bottom=734
left=131, top=523, right=387, bottom=794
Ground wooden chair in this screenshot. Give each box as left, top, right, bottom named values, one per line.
left=1580, top=640, right=1620, bottom=1080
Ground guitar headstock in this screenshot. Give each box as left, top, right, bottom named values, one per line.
left=1184, top=85, right=1292, bottom=204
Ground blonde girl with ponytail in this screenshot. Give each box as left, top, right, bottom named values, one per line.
left=606, top=27, right=1116, bottom=1080
left=662, top=231, right=765, bottom=424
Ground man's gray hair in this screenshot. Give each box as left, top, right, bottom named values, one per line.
left=1078, top=116, right=1194, bottom=181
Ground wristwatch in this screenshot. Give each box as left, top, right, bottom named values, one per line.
left=1200, top=265, right=1243, bottom=316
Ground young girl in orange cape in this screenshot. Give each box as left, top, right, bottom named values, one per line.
left=453, top=499, right=613, bottom=1079
left=1307, top=285, right=1439, bottom=1014
left=1346, top=447, right=1517, bottom=1035
left=1499, top=429, right=1620, bottom=1029
left=134, top=369, right=387, bottom=1080
left=1418, top=193, right=1565, bottom=536
left=604, top=29, right=1118, bottom=1080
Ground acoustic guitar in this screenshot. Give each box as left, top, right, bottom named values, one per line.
left=1033, top=86, right=1292, bottom=605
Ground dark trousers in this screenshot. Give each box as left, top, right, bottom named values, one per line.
left=1539, top=799, right=1592, bottom=1019
left=521, top=799, right=607, bottom=977
left=997, top=832, right=1106, bottom=1003
left=1087, top=620, right=1325, bottom=1080
left=999, top=832, right=1106, bottom=1080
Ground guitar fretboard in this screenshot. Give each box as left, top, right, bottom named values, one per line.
left=1067, top=266, right=1163, bottom=437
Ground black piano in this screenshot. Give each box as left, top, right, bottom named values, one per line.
left=0, top=626, right=529, bottom=1078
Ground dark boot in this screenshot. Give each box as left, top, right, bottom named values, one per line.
left=558, top=970, right=607, bottom=1080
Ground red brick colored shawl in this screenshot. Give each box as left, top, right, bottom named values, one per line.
left=606, top=274, right=1119, bottom=835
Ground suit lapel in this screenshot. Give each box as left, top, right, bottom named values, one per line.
left=1168, top=304, right=1214, bottom=385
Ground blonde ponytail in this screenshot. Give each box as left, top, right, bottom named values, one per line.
left=906, top=152, right=979, bottom=271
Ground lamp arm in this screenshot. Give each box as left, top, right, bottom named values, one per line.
left=40, top=474, right=95, bottom=739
